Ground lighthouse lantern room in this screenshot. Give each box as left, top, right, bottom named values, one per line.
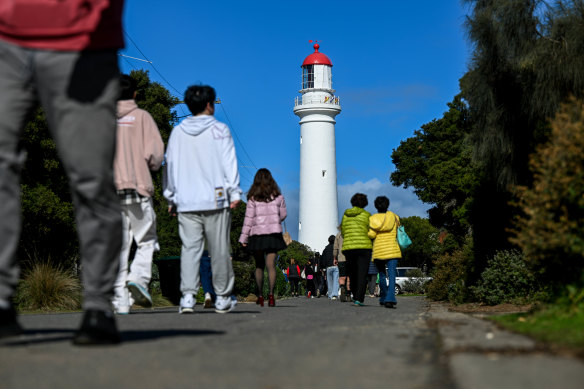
left=293, top=43, right=341, bottom=251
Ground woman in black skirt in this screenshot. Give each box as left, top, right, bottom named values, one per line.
left=239, top=168, right=287, bottom=307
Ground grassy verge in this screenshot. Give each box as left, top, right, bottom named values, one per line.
left=492, top=301, right=584, bottom=356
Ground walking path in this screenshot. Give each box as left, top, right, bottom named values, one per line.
left=1, top=296, right=583, bottom=388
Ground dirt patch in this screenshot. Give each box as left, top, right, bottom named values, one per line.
left=446, top=302, right=532, bottom=315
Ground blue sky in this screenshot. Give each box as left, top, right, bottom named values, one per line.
left=120, top=1, right=472, bottom=241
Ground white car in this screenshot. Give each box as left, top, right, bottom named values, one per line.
left=394, top=267, right=432, bottom=295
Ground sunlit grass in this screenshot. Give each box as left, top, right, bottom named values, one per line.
left=16, top=261, right=82, bottom=311
left=492, top=294, right=584, bottom=354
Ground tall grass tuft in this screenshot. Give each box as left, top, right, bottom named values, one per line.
left=16, top=261, right=82, bottom=311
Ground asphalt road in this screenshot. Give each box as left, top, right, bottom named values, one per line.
left=1, top=296, right=583, bottom=389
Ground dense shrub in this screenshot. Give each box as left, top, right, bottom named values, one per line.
left=470, top=250, right=536, bottom=305
left=511, top=98, right=584, bottom=291
left=402, top=268, right=428, bottom=294
left=426, top=240, right=473, bottom=303
left=232, top=260, right=256, bottom=297
left=16, top=261, right=81, bottom=311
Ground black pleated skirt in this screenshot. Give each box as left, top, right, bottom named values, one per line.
left=248, top=233, right=287, bottom=252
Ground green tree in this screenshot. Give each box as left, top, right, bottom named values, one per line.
left=391, top=95, right=477, bottom=244
left=20, top=110, right=78, bottom=267
left=461, top=0, right=584, bottom=281
left=276, top=241, right=314, bottom=270
left=511, top=98, right=584, bottom=290
left=400, top=216, right=441, bottom=271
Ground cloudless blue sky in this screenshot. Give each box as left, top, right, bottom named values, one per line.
left=120, top=0, right=472, bottom=241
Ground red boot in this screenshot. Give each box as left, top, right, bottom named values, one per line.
left=256, top=296, right=264, bottom=307
left=268, top=294, right=275, bottom=307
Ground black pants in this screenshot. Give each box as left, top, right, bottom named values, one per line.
left=343, top=249, right=372, bottom=303
left=289, top=277, right=299, bottom=294
left=306, top=278, right=316, bottom=295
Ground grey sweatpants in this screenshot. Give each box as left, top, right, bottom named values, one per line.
left=178, top=209, right=234, bottom=297
left=0, top=39, right=122, bottom=312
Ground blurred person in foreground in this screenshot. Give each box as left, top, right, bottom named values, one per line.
left=0, top=0, right=125, bottom=345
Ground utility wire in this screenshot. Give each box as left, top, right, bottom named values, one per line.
left=122, top=30, right=257, bottom=184
left=123, top=30, right=182, bottom=96
left=218, top=103, right=257, bottom=170
left=122, top=30, right=188, bottom=116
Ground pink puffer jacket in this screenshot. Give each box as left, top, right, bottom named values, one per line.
left=239, top=195, right=287, bottom=244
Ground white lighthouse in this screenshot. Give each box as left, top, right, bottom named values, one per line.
left=293, top=43, right=341, bottom=252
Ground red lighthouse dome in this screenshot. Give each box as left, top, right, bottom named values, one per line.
left=302, top=43, right=332, bottom=67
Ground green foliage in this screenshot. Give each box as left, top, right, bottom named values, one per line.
left=400, top=216, right=441, bottom=270
left=402, top=268, right=429, bottom=294
left=232, top=260, right=256, bottom=297
left=493, top=291, right=584, bottom=353
left=391, top=95, right=477, bottom=243
left=511, top=98, right=584, bottom=290
left=426, top=239, right=474, bottom=303
left=262, top=268, right=288, bottom=298
left=470, top=250, right=537, bottom=305
left=231, top=202, right=252, bottom=261
left=20, top=109, right=79, bottom=265
left=15, top=261, right=82, bottom=311
left=275, top=240, right=314, bottom=270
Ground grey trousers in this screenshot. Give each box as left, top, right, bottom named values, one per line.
left=178, top=209, right=234, bottom=297
left=0, top=39, right=122, bottom=312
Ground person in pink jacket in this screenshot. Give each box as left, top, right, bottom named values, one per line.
left=112, top=74, right=164, bottom=314
left=239, top=168, right=287, bottom=307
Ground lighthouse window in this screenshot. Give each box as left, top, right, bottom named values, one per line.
left=302, top=65, right=314, bottom=89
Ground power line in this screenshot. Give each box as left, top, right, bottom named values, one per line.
left=122, top=30, right=188, bottom=117
left=122, top=30, right=257, bottom=185
left=218, top=103, right=257, bottom=170
left=123, top=30, right=183, bottom=96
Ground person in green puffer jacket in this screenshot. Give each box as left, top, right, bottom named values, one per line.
left=341, top=193, right=372, bottom=306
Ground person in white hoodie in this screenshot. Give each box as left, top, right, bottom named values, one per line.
left=164, top=85, right=242, bottom=314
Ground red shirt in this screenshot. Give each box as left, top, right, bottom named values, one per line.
left=0, top=0, right=124, bottom=51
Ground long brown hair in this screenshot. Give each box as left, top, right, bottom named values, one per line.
left=247, top=168, right=281, bottom=202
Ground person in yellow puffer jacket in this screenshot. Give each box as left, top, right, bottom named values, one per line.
left=368, top=196, right=402, bottom=309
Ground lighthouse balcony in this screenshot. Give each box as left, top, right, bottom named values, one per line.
left=294, top=95, right=340, bottom=107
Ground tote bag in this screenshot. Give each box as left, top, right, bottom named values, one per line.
left=395, top=216, right=412, bottom=249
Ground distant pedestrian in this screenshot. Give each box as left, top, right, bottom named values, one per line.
left=304, top=260, right=316, bottom=298
left=286, top=258, right=302, bottom=297
left=368, top=196, right=402, bottom=309
left=239, top=168, right=287, bottom=307
left=322, top=235, right=339, bottom=300
left=313, top=252, right=325, bottom=297
left=200, top=251, right=216, bottom=308
left=334, top=230, right=351, bottom=302
left=0, top=0, right=125, bottom=345
left=164, top=84, right=242, bottom=314
left=112, top=74, right=164, bottom=314
left=341, top=193, right=372, bottom=306
left=367, top=260, right=378, bottom=297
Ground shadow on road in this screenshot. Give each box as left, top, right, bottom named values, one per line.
left=0, top=328, right=225, bottom=346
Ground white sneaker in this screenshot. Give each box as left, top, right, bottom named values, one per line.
left=127, top=282, right=152, bottom=308
left=214, top=295, right=236, bottom=314
left=112, top=287, right=131, bottom=315
left=204, top=292, right=213, bottom=309
left=179, top=293, right=195, bottom=314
